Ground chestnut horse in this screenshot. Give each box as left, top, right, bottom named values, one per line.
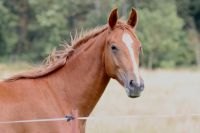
left=0, top=8, right=144, bottom=133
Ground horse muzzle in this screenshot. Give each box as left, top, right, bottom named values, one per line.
left=125, top=78, right=144, bottom=98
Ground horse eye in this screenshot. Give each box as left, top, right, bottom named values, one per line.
left=139, top=46, right=142, bottom=52
left=139, top=46, right=143, bottom=54
left=111, top=45, right=118, bottom=51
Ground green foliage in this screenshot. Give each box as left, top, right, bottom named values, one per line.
left=176, top=0, right=200, bottom=67
left=0, top=0, right=198, bottom=68
left=137, top=0, right=195, bottom=68
left=0, top=1, right=18, bottom=55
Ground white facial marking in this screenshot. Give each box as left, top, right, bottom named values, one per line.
left=122, top=33, right=140, bottom=85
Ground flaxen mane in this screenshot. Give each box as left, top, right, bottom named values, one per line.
left=5, top=21, right=129, bottom=81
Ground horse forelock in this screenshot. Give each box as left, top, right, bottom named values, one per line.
left=4, top=21, right=132, bottom=81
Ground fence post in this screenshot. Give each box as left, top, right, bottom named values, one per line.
left=71, top=110, right=80, bottom=133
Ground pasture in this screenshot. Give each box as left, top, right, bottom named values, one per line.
left=0, top=63, right=200, bottom=133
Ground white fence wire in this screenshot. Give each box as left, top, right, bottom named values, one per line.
left=0, top=114, right=200, bottom=124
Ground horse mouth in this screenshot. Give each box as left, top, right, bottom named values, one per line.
left=128, top=95, right=140, bottom=98
left=125, top=87, right=141, bottom=98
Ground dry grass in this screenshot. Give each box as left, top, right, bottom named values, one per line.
left=0, top=62, right=33, bottom=80
left=1, top=64, right=200, bottom=133
left=86, top=69, right=200, bottom=133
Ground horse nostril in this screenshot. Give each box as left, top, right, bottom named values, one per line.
left=129, top=80, right=134, bottom=87
left=129, top=80, right=142, bottom=89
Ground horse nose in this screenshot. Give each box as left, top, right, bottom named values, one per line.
left=129, top=79, right=144, bottom=91
left=129, top=80, right=136, bottom=88
left=129, top=80, right=139, bottom=88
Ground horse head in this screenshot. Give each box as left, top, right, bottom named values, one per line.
left=104, top=8, right=144, bottom=98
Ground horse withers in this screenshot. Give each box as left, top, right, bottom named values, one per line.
left=0, top=8, right=144, bottom=133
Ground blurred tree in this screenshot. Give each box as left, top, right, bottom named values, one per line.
left=0, top=0, right=95, bottom=60
left=0, top=1, right=18, bottom=57
left=29, top=0, right=94, bottom=60
left=0, top=0, right=197, bottom=69
left=136, top=0, right=194, bottom=68
left=3, top=0, right=31, bottom=55
left=83, top=0, right=195, bottom=69
left=176, top=0, right=200, bottom=67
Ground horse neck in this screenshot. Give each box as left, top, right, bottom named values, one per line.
left=45, top=30, right=110, bottom=116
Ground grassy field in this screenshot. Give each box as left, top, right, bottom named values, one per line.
left=1, top=63, right=200, bottom=133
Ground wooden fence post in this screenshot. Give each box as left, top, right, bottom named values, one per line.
left=71, top=110, right=80, bottom=133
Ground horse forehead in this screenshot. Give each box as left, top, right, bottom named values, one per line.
left=122, top=33, right=133, bottom=45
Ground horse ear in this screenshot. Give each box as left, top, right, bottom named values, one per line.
left=127, top=8, right=138, bottom=28
left=108, top=8, right=118, bottom=29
